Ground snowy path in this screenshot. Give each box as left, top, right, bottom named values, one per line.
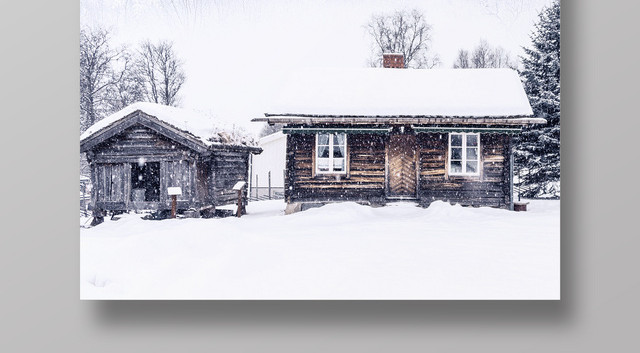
left=80, top=200, right=559, bottom=299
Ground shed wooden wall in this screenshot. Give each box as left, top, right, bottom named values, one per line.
left=209, top=150, right=251, bottom=206
left=92, top=163, right=130, bottom=210
left=89, top=125, right=201, bottom=210
left=162, top=159, right=199, bottom=206
left=89, top=125, right=198, bottom=163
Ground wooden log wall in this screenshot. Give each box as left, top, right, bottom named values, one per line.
left=197, top=160, right=212, bottom=205
left=90, top=125, right=198, bottom=163
left=161, top=159, right=197, bottom=205
left=90, top=124, right=201, bottom=211
left=285, top=133, right=386, bottom=202
left=93, top=163, right=130, bottom=203
left=417, top=133, right=512, bottom=209
left=285, top=131, right=512, bottom=208
left=209, top=150, right=251, bottom=206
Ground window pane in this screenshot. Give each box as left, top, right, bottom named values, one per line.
left=318, top=145, right=329, bottom=158
left=334, top=133, right=345, bottom=146
left=333, top=158, right=345, bottom=171
left=466, top=147, right=478, bottom=160
left=318, top=158, right=329, bottom=171
left=451, top=161, right=462, bottom=173
left=317, top=134, right=329, bottom=145
left=466, top=134, right=478, bottom=146
left=451, top=148, right=462, bottom=160
left=451, top=134, right=462, bottom=146
left=466, top=161, right=478, bottom=173
left=333, top=145, right=345, bottom=158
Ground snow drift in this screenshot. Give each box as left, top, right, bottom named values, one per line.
left=81, top=200, right=560, bottom=300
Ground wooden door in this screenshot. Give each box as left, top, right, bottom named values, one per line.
left=387, top=134, right=417, bottom=198
left=95, top=163, right=127, bottom=202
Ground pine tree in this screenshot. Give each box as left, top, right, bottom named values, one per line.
left=514, top=0, right=560, bottom=198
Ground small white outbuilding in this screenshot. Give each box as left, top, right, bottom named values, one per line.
left=249, top=131, right=286, bottom=200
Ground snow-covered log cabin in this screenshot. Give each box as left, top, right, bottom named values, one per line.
left=80, top=102, right=261, bottom=219
left=252, top=54, right=545, bottom=212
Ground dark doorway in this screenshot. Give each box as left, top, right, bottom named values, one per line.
left=131, top=162, right=160, bottom=201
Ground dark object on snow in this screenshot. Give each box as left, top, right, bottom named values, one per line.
left=233, top=181, right=247, bottom=217
left=213, top=209, right=235, bottom=218
left=110, top=210, right=125, bottom=221
left=182, top=209, right=200, bottom=218
left=218, top=209, right=235, bottom=218
left=142, top=210, right=171, bottom=220
left=513, top=201, right=529, bottom=212
left=90, top=215, right=104, bottom=226
left=170, top=195, right=178, bottom=218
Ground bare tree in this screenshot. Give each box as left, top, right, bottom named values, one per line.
left=136, top=40, right=186, bottom=106
left=471, top=39, right=493, bottom=68
left=453, top=49, right=471, bottom=69
left=490, top=46, right=516, bottom=69
left=366, top=9, right=440, bottom=68
left=137, top=41, right=159, bottom=103
left=103, top=51, right=145, bottom=114
left=453, top=39, right=517, bottom=69
left=80, top=27, right=126, bottom=131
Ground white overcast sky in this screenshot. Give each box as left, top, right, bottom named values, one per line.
left=81, top=0, right=555, bottom=134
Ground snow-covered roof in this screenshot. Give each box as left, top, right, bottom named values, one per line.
left=258, top=131, right=286, bottom=145
left=266, top=68, right=534, bottom=117
left=80, top=102, right=256, bottom=147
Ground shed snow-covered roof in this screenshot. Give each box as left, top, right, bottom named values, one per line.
left=264, top=67, right=534, bottom=118
left=80, top=102, right=256, bottom=147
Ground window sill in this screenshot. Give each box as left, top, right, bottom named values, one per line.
left=447, top=174, right=481, bottom=180
left=314, top=173, right=350, bottom=180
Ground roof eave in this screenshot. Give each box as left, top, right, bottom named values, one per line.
left=208, top=144, right=263, bottom=154
left=253, top=114, right=546, bottom=126
left=80, top=110, right=209, bottom=154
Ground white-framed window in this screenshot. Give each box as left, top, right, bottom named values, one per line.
left=316, top=133, right=347, bottom=174
left=448, top=132, right=480, bottom=175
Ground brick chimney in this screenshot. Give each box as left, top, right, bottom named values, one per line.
left=382, top=53, right=405, bottom=68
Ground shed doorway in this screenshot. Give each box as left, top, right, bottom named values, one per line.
left=387, top=133, right=417, bottom=199
left=131, top=162, right=160, bottom=202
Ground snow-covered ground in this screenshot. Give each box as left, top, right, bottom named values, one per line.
left=80, top=200, right=559, bottom=300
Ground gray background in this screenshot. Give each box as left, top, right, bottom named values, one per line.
left=1, top=0, right=638, bottom=351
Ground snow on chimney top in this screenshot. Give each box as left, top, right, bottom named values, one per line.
left=383, top=53, right=404, bottom=68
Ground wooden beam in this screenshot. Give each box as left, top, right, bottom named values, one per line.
left=252, top=115, right=546, bottom=126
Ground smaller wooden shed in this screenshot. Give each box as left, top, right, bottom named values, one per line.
left=80, top=102, right=261, bottom=219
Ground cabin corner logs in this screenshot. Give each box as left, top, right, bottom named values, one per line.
left=85, top=124, right=255, bottom=216
left=284, top=126, right=513, bottom=209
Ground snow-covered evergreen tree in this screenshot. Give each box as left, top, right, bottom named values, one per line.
left=514, top=0, right=560, bottom=198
